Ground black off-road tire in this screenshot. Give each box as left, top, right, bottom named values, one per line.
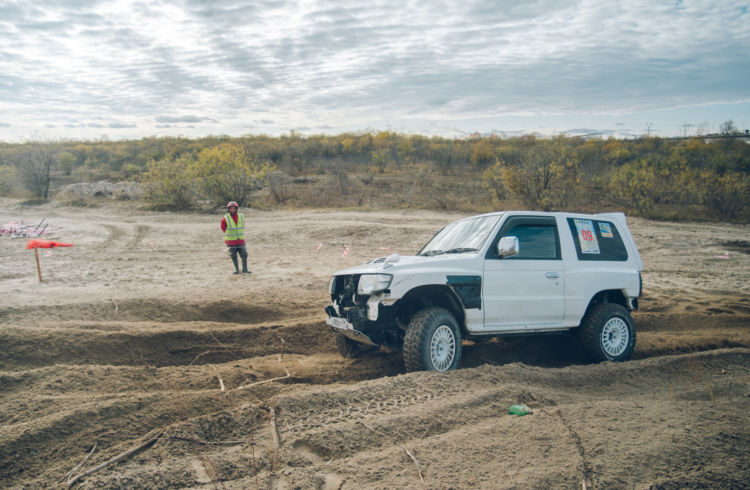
left=335, top=333, right=368, bottom=359
left=578, top=303, right=636, bottom=362
left=403, top=307, right=462, bottom=372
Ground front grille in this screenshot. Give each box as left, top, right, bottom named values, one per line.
left=331, top=274, right=368, bottom=308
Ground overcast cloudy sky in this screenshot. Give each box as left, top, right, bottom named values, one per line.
left=1, top=0, right=748, bottom=141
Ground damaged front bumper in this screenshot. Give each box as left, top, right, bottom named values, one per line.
left=325, top=292, right=398, bottom=348
left=325, top=315, right=377, bottom=346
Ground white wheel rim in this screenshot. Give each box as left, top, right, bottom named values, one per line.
left=601, top=317, right=629, bottom=357
left=430, top=325, right=456, bottom=372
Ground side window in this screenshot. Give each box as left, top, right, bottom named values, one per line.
left=567, top=218, right=628, bottom=261
left=508, top=225, right=560, bottom=259
left=488, top=217, right=560, bottom=260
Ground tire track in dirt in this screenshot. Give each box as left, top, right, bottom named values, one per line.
left=127, top=224, right=151, bottom=249
left=97, top=224, right=124, bottom=248
left=53, top=348, right=746, bottom=489
left=261, top=349, right=750, bottom=489
left=1, top=337, right=747, bottom=487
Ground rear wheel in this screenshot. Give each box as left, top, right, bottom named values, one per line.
left=334, top=333, right=368, bottom=359
left=578, top=303, right=636, bottom=362
left=403, top=308, right=462, bottom=372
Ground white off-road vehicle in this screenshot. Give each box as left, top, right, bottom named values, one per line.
left=325, top=211, right=643, bottom=372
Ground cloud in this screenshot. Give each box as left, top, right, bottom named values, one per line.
left=155, top=115, right=206, bottom=123
left=0, top=0, right=748, bottom=139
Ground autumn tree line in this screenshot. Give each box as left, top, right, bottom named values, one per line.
left=1, top=124, right=749, bottom=222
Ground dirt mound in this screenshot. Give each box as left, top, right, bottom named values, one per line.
left=0, top=319, right=332, bottom=370
left=3, top=349, right=746, bottom=488
left=0, top=299, right=283, bottom=325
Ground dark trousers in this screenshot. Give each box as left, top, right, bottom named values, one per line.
left=229, top=245, right=248, bottom=271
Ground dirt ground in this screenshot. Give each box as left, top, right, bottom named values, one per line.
left=1, top=198, right=749, bottom=489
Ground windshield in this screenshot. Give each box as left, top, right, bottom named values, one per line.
left=418, top=214, right=501, bottom=256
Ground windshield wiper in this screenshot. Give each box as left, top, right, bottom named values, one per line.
left=420, top=247, right=477, bottom=256
left=442, top=247, right=478, bottom=254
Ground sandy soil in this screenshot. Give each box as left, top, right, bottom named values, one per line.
left=1, top=199, right=749, bottom=489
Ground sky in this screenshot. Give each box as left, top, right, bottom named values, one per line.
left=1, top=0, right=749, bottom=142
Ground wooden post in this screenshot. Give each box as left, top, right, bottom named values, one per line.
left=34, top=248, right=42, bottom=282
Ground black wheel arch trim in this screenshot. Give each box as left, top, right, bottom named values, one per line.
left=446, top=275, right=482, bottom=310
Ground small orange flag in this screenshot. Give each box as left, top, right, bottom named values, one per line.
left=26, top=239, right=74, bottom=249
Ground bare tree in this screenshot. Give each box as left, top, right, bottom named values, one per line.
left=13, top=142, right=59, bottom=200
left=719, top=119, right=739, bottom=137
left=268, top=170, right=294, bottom=204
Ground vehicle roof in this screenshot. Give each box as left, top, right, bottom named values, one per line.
left=458, top=210, right=627, bottom=220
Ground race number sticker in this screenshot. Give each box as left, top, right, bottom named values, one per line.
left=574, top=219, right=600, bottom=254
left=598, top=222, right=614, bottom=238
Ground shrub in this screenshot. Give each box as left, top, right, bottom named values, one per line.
left=142, top=156, right=197, bottom=210
left=701, top=171, right=750, bottom=220
left=607, top=159, right=658, bottom=216
left=481, top=159, right=507, bottom=203
left=0, top=165, right=18, bottom=196
left=190, top=143, right=274, bottom=206
left=486, top=137, right=580, bottom=211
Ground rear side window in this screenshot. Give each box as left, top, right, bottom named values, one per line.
left=567, top=218, right=628, bottom=261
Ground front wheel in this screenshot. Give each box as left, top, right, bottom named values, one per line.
left=403, top=308, right=462, bottom=372
left=578, top=303, right=636, bottom=362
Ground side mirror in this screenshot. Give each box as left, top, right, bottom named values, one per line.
left=497, top=236, right=519, bottom=258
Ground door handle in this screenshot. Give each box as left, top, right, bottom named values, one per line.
left=545, top=272, right=560, bottom=279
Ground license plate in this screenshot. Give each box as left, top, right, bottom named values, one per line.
left=327, top=316, right=354, bottom=330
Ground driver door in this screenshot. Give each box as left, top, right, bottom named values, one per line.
left=482, top=216, right=565, bottom=330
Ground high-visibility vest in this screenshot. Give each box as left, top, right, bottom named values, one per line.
left=224, top=213, right=245, bottom=241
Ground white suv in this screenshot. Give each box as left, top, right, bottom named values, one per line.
left=325, top=211, right=643, bottom=372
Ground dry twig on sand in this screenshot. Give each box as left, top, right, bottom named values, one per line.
left=67, top=432, right=163, bottom=487
left=63, top=443, right=97, bottom=483
left=164, top=436, right=252, bottom=446
left=359, top=420, right=425, bottom=488
left=211, top=365, right=225, bottom=391
left=233, top=361, right=292, bottom=391
left=188, top=347, right=245, bottom=366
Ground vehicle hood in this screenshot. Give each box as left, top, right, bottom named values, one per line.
left=332, top=253, right=478, bottom=276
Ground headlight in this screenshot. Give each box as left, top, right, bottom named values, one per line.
left=357, top=274, right=392, bottom=295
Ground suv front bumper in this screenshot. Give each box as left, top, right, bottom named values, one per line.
left=325, top=315, right=378, bottom=345
left=325, top=297, right=398, bottom=348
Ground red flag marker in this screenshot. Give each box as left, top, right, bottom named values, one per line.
left=26, top=239, right=73, bottom=249
left=26, top=239, right=74, bottom=282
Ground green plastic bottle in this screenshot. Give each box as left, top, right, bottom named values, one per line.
left=508, top=404, right=530, bottom=416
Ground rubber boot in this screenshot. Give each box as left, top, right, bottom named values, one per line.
left=231, top=255, right=239, bottom=274
left=241, top=257, right=250, bottom=274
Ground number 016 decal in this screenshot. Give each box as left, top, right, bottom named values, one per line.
left=574, top=219, right=600, bottom=254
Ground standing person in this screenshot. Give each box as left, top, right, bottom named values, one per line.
left=220, top=201, right=251, bottom=274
